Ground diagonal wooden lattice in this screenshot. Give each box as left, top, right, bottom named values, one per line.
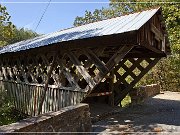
left=73, top=46, right=134, bottom=99
left=113, top=57, right=160, bottom=105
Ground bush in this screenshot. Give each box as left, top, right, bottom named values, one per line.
left=0, top=87, right=27, bottom=126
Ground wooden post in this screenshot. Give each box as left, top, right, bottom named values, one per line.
left=109, top=69, right=115, bottom=106
left=38, top=53, right=57, bottom=115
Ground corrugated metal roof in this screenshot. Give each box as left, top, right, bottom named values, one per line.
left=0, top=8, right=160, bottom=54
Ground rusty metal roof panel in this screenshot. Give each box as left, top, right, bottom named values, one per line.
left=0, top=8, right=160, bottom=54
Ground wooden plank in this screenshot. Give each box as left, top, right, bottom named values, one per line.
left=23, top=84, right=27, bottom=114
left=52, top=88, right=54, bottom=111
left=61, top=89, right=64, bottom=108
left=67, top=51, right=96, bottom=89
left=64, top=90, right=66, bottom=107
left=58, top=88, right=61, bottom=110
left=151, top=24, right=163, bottom=41
left=26, top=84, right=30, bottom=115
left=17, top=83, right=21, bottom=111
left=48, top=88, right=51, bottom=112
left=52, top=88, right=55, bottom=111
left=109, top=70, right=114, bottom=106
left=58, top=62, right=80, bottom=89
left=11, top=82, right=16, bottom=109
left=84, top=48, right=109, bottom=73
left=22, top=84, right=25, bottom=114
left=30, top=85, right=33, bottom=116
left=20, top=83, right=23, bottom=112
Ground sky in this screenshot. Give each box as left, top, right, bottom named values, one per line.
left=1, top=0, right=109, bottom=34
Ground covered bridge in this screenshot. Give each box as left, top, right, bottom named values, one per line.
left=0, top=7, right=170, bottom=116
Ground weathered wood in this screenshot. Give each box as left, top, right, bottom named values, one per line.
left=141, top=41, right=163, bottom=54
left=114, top=58, right=160, bottom=105
left=84, top=48, right=109, bottom=73
left=38, top=53, right=58, bottom=115
left=67, top=51, right=96, bottom=89
left=151, top=24, right=163, bottom=41
left=82, top=46, right=133, bottom=101
left=94, top=46, right=134, bottom=84
left=109, top=70, right=115, bottom=106
left=59, top=61, right=80, bottom=89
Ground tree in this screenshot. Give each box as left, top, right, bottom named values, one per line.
left=0, top=4, right=14, bottom=46
left=73, top=0, right=180, bottom=91
left=0, top=4, right=39, bottom=47
left=9, top=27, right=39, bottom=44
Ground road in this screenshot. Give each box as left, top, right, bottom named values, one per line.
left=92, top=91, right=180, bottom=134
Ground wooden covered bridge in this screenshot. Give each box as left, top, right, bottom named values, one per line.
left=0, top=7, right=170, bottom=116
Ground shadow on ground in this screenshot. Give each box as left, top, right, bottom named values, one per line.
left=92, top=92, right=180, bottom=134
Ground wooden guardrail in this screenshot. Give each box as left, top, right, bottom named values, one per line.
left=0, top=80, right=85, bottom=116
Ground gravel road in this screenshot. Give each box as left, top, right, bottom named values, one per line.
left=92, top=91, right=180, bottom=134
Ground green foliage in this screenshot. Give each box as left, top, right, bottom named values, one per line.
left=8, top=27, right=39, bottom=45
left=121, top=94, right=131, bottom=107
left=0, top=88, right=27, bottom=126
left=73, top=0, right=180, bottom=91
left=0, top=4, right=15, bottom=46
left=0, top=4, right=39, bottom=47
left=0, top=5, right=37, bottom=126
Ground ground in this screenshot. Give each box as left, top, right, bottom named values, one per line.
left=92, top=91, right=180, bottom=134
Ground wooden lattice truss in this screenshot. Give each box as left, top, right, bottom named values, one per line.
left=0, top=44, right=160, bottom=113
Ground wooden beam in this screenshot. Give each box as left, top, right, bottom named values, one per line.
left=114, top=58, right=160, bottom=105
left=141, top=41, right=163, bottom=54
left=151, top=24, right=164, bottom=41
left=67, top=51, right=96, bottom=89
left=125, top=52, right=166, bottom=58
left=84, top=48, right=109, bottom=73
left=38, top=53, right=58, bottom=115
left=57, top=57, right=80, bottom=89
left=94, top=46, right=134, bottom=84
left=109, top=70, right=115, bottom=106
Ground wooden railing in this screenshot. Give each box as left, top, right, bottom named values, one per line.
left=0, top=80, right=85, bottom=116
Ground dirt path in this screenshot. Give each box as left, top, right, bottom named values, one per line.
left=92, top=91, right=180, bottom=134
